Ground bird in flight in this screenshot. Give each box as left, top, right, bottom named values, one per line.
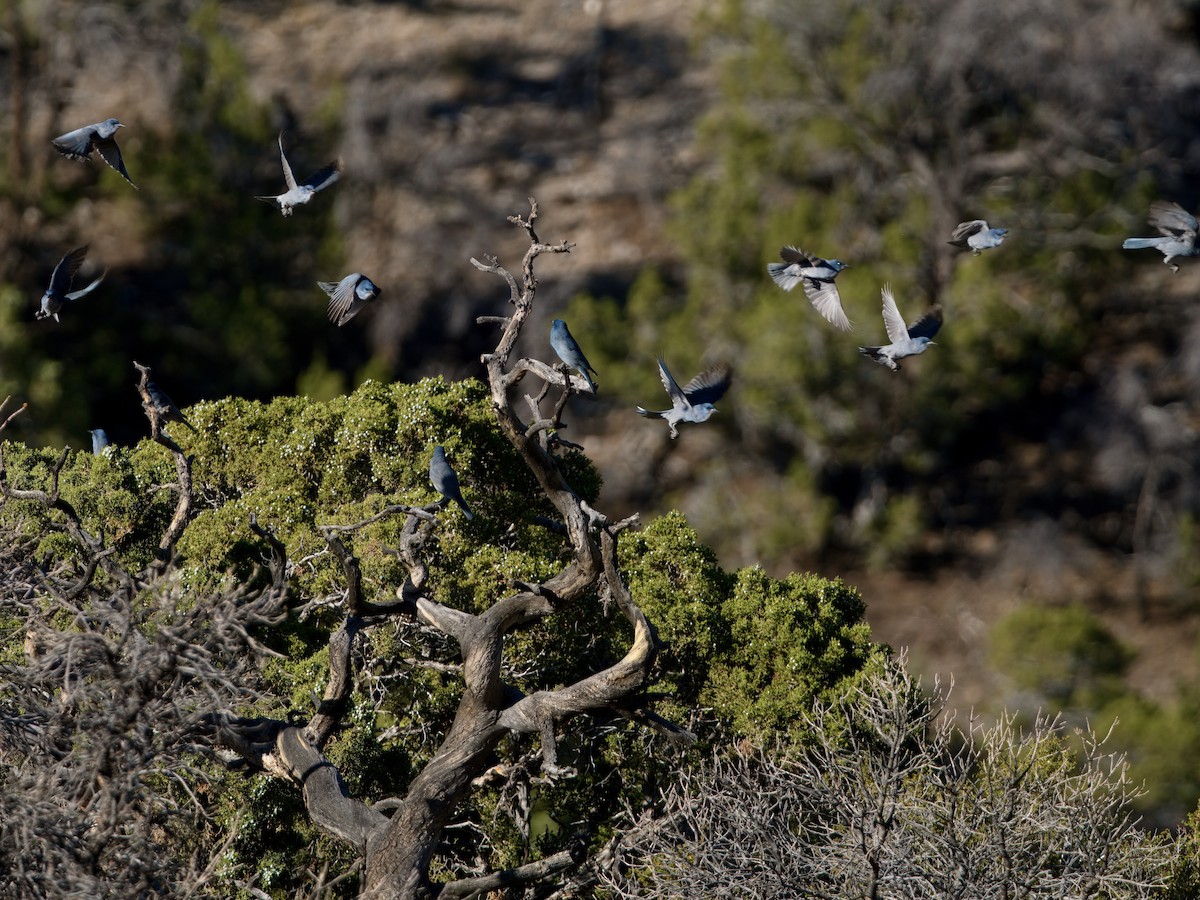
left=636, top=358, right=732, bottom=438
left=52, top=118, right=136, bottom=188
left=37, top=245, right=106, bottom=322
left=318, top=273, right=382, bottom=326
left=858, top=285, right=941, bottom=371
left=948, top=220, right=1008, bottom=255
left=256, top=132, right=341, bottom=217
left=1123, top=201, right=1198, bottom=273
left=767, top=246, right=853, bottom=331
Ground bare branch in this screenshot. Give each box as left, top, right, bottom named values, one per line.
left=439, top=843, right=587, bottom=900
left=132, top=362, right=195, bottom=574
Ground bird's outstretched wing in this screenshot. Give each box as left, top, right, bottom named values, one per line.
left=880, top=285, right=908, bottom=344
left=779, top=245, right=813, bottom=267
left=804, top=280, right=852, bottom=331
left=302, top=160, right=342, bottom=192
left=95, top=138, right=135, bottom=187
left=320, top=278, right=353, bottom=325
left=906, top=303, right=943, bottom=341
left=67, top=271, right=106, bottom=302
left=655, top=358, right=687, bottom=407
left=50, top=246, right=89, bottom=295
left=949, top=220, right=986, bottom=245
left=277, top=133, right=297, bottom=190
left=682, top=363, right=732, bottom=405
left=52, top=126, right=93, bottom=160
left=322, top=276, right=371, bottom=326
left=1148, top=201, right=1198, bottom=241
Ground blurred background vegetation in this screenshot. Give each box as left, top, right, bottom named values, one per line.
left=4, top=0, right=1200, bottom=830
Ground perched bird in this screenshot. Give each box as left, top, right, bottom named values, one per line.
left=767, top=246, right=853, bottom=331
left=36, top=246, right=106, bottom=322
left=89, top=429, right=110, bottom=456
left=51, top=118, right=136, bottom=188
left=948, top=220, right=1008, bottom=255
left=1123, top=201, right=1199, bottom=273
left=636, top=358, right=732, bottom=439
left=319, top=273, right=382, bottom=326
left=256, top=133, right=341, bottom=216
left=430, top=446, right=474, bottom=520
left=858, top=285, right=940, bottom=371
left=550, top=319, right=598, bottom=392
left=146, top=381, right=197, bottom=433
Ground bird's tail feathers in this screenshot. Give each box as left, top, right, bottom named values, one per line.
left=254, top=195, right=280, bottom=208
left=1122, top=237, right=1164, bottom=250
left=635, top=406, right=664, bottom=419
left=767, top=263, right=801, bottom=292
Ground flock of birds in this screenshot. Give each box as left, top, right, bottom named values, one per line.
left=554, top=220, right=1012, bottom=440
left=38, top=117, right=466, bottom=509
left=764, top=219, right=1009, bottom=372
left=30, top=117, right=1200, bottom=511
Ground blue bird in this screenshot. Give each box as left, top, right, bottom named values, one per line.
left=146, top=381, right=197, bottom=433
left=89, top=429, right=110, bottom=455
left=858, top=285, right=940, bottom=371
left=949, top=220, right=1008, bottom=255
left=256, top=133, right=341, bottom=217
left=1123, top=201, right=1198, bottom=273
left=319, top=273, right=382, bottom=326
left=767, top=246, right=852, bottom=331
left=52, top=118, right=136, bottom=188
left=550, top=319, right=598, bottom=392
left=37, top=245, right=106, bottom=322
left=430, top=446, right=474, bottom=520
left=636, top=358, right=732, bottom=439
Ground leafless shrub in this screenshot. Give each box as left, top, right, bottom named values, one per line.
left=599, top=651, right=1173, bottom=899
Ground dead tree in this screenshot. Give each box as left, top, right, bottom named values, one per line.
left=0, top=386, right=289, bottom=898
left=208, top=198, right=695, bottom=897
left=596, top=651, right=1172, bottom=899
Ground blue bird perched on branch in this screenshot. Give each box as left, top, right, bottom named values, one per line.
left=550, top=319, right=598, bottom=392
left=430, top=446, right=474, bottom=520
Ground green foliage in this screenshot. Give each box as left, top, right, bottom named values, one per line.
left=989, top=602, right=1132, bottom=710
left=621, top=511, right=876, bottom=739
left=564, top=0, right=1155, bottom=571
left=988, top=602, right=1200, bottom=824
left=1164, top=803, right=1200, bottom=900
left=707, top=567, right=875, bottom=739
left=2, top=375, right=880, bottom=891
